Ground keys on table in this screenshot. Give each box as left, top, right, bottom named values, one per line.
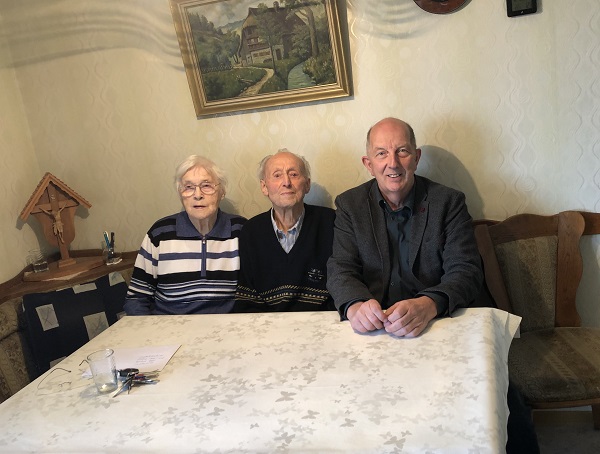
left=112, top=369, right=159, bottom=397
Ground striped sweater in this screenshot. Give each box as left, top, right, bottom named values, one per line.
left=124, top=209, right=246, bottom=315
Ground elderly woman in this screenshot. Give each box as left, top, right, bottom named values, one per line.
left=124, top=155, right=246, bottom=315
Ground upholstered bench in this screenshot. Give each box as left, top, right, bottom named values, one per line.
left=0, top=296, right=31, bottom=402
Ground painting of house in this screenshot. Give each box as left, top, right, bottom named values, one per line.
left=169, top=0, right=350, bottom=115
left=237, top=2, right=305, bottom=66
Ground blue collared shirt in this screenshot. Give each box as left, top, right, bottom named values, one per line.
left=271, top=208, right=305, bottom=253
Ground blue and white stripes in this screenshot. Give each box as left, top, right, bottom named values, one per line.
left=124, top=210, right=245, bottom=315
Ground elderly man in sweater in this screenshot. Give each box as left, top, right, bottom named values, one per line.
left=234, top=149, right=335, bottom=312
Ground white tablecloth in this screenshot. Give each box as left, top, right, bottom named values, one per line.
left=0, top=308, right=520, bottom=453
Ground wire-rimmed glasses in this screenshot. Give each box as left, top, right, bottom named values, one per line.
left=179, top=182, right=220, bottom=197
left=36, top=366, right=88, bottom=395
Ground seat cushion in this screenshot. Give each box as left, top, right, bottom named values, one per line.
left=509, top=327, right=600, bottom=403
left=0, top=296, right=33, bottom=403
left=22, top=272, right=128, bottom=378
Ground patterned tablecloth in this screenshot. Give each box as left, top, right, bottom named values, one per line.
left=0, top=308, right=520, bottom=453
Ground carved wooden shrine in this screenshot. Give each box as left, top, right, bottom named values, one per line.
left=19, top=172, right=103, bottom=281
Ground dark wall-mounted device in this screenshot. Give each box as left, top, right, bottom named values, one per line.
left=507, top=0, right=537, bottom=17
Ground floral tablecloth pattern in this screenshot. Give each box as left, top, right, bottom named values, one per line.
left=0, top=308, right=520, bottom=453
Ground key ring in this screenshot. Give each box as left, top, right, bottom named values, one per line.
left=112, top=369, right=160, bottom=397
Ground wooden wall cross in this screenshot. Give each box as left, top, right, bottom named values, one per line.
left=20, top=172, right=103, bottom=280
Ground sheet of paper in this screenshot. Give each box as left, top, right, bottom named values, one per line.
left=83, top=345, right=180, bottom=377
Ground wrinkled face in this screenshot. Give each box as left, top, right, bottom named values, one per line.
left=260, top=152, right=311, bottom=211
left=362, top=119, right=421, bottom=208
left=179, top=166, right=223, bottom=225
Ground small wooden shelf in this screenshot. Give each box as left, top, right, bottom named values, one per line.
left=0, top=250, right=137, bottom=304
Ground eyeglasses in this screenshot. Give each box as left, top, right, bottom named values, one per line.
left=36, top=366, right=88, bottom=395
left=180, top=182, right=220, bottom=197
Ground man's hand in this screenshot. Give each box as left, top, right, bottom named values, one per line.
left=346, top=299, right=388, bottom=333
left=383, top=296, right=437, bottom=338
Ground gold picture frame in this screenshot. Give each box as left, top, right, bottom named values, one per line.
left=169, top=0, right=352, bottom=117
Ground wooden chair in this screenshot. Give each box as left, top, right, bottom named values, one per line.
left=474, top=210, right=600, bottom=429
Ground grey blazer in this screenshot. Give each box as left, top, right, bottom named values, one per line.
left=326, top=175, right=483, bottom=317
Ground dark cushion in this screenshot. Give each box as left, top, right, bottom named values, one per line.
left=22, top=272, right=127, bottom=378
left=509, top=327, right=600, bottom=403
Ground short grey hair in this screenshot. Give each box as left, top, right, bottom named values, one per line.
left=257, top=148, right=311, bottom=180
left=174, top=155, right=227, bottom=196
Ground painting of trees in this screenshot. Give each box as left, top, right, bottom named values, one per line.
left=286, top=0, right=325, bottom=58
left=253, top=3, right=286, bottom=73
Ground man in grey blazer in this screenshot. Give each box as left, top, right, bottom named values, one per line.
left=327, top=117, right=482, bottom=337
left=327, top=116, right=539, bottom=452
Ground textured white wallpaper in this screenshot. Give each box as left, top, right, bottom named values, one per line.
left=0, top=7, right=41, bottom=282
left=1, top=0, right=599, bottom=324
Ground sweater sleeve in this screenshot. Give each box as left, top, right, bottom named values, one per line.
left=124, top=235, right=158, bottom=315
left=233, top=222, right=268, bottom=311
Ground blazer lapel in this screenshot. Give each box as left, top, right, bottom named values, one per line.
left=367, top=181, right=390, bottom=276
left=410, top=177, right=429, bottom=268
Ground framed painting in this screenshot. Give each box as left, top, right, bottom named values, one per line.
left=169, top=0, right=352, bottom=117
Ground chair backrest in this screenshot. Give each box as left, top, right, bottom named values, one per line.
left=474, top=211, right=585, bottom=333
